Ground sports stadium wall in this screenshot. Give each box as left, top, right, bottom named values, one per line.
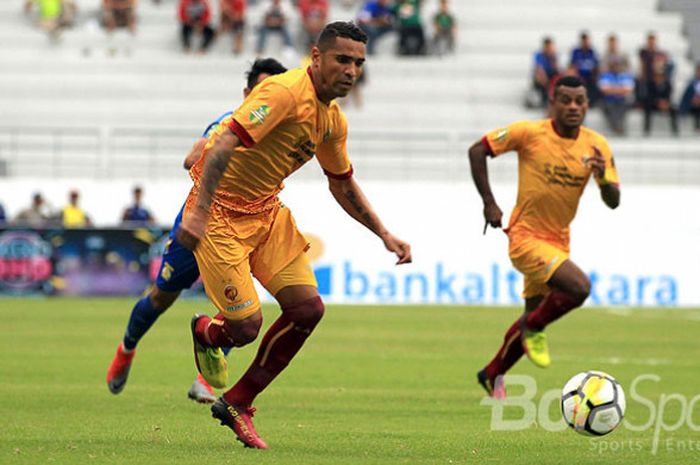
left=0, top=179, right=697, bottom=307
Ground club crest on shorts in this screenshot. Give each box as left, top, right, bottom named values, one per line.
left=224, top=284, right=239, bottom=301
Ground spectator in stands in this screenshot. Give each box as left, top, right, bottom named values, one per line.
left=103, top=0, right=137, bottom=34
left=431, top=0, right=455, bottom=56
left=255, top=0, right=294, bottom=55
left=601, top=33, right=629, bottom=73
left=357, top=0, right=395, bottom=55
left=219, top=0, right=246, bottom=54
left=179, top=0, right=216, bottom=53
left=121, top=186, right=155, bottom=226
left=24, top=0, right=76, bottom=39
left=395, top=0, right=425, bottom=55
left=680, top=63, right=700, bottom=132
left=639, top=32, right=668, bottom=84
left=531, top=37, right=559, bottom=108
left=638, top=32, right=672, bottom=104
left=642, top=67, right=678, bottom=136
left=598, top=57, right=635, bottom=135
left=569, top=32, right=599, bottom=107
left=62, top=190, right=92, bottom=228
left=298, top=0, right=328, bottom=50
left=14, top=192, right=52, bottom=228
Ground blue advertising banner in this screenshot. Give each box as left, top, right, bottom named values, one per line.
left=0, top=227, right=185, bottom=296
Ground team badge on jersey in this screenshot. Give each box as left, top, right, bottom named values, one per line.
left=224, top=284, right=239, bottom=301
left=249, top=105, right=270, bottom=125
left=495, top=128, right=509, bottom=142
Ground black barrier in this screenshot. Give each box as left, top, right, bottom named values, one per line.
left=0, top=227, right=201, bottom=296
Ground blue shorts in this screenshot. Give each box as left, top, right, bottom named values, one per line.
left=154, top=204, right=200, bottom=292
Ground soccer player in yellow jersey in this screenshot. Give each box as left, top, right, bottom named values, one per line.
left=176, top=22, right=412, bottom=449
left=468, top=76, right=620, bottom=399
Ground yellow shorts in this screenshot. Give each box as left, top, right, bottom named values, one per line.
left=509, top=234, right=569, bottom=299
left=187, top=199, right=316, bottom=320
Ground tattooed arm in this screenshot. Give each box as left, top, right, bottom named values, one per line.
left=328, top=176, right=412, bottom=265
left=177, top=130, right=240, bottom=250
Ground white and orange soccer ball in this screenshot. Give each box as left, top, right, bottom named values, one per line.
left=561, top=371, right=626, bottom=436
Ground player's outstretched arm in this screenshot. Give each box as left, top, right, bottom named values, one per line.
left=468, top=140, right=503, bottom=230
left=327, top=176, right=412, bottom=265
left=177, top=130, right=240, bottom=250
left=183, top=137, right=207, bottom=170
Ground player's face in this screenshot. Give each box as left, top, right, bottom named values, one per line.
left=314, top=37, right=366, bottom=100
left=551, top=86, right=588, bottom=129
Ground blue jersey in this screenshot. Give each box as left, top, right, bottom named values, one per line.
left=154, top=113, right=230, bottom=292
left=570, top=48, right=598, bottom=78
left=534, top=52, right=558, bottom=79
left=123, top=205, right=152, bottom=224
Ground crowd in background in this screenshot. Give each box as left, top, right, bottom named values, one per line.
left=530, top=31, right=700, bottom=136
left=22, top=2, right=700, bottom=136
left=23, top=0, right=457, bottom=57
left=0, top=186, right=154, bottom=229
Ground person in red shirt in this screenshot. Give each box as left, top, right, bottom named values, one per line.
left=178, top=0, right=215, bottom=53
left=298, top=0, right=328, bottom=50
left=219, top=0, right=246, bottom=54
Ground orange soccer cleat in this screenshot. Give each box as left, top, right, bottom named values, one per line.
left=211, top=398, right=268, bottom=449
left=107, top=343, right=136, bottom=394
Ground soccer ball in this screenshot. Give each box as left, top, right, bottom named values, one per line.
left=561, top=371, right=626, bottom=436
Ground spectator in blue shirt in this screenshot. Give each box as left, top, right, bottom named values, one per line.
left=570, top=32, right=600, bottom=107
left=121, top=186, right=154, bottom=226
left=598, top=58, right=635, bottom=135
left=679, top=63, right=700, bottom=132
left=532, top=36, right=559, bottom=108
left=357, top=0, right=394, bottom=55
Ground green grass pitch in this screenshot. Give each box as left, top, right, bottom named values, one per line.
left=1, top=298, right=699, bottom=465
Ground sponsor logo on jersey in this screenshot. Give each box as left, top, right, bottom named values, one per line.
left=249, top=105, right=270, bottom=125
left=227, top=299, right=253, bottom=312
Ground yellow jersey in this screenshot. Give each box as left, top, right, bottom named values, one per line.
left=62, top=205, right=88, bottom=228
left=483, top=119, right=619, bottom=245
left=190, top=67, right=353, bottom=213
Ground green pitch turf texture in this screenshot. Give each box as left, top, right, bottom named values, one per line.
left=1, top=298, right=699, bottom=465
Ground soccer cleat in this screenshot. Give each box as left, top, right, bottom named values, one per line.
left=190, top=314, right=228, bottom=389
left=521, top=324, right=552, bottom=368
left=188, top=373, right=217, bottom=404
left=211, top=397, right=268, bottom=449
left=477, top=369, right=506, bottom=400
left=106, top=343, right=136, bottom=394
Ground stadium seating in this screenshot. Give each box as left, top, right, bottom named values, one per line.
left=0, top=0, right=698, bottom=185
left=660, top=0, right=700, bottom=61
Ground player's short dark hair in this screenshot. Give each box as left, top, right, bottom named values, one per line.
left=552, top=76, right=586, bottom=97
left=246, top=58, right=287, bottom=89
left=316, top=21, right=368, bottom=52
